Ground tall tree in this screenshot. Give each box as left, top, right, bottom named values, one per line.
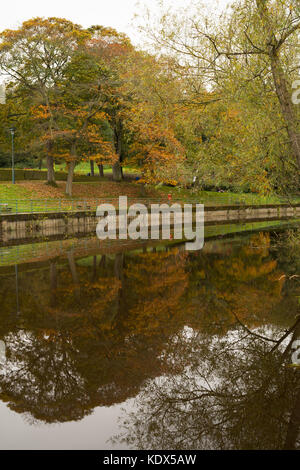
left=143, top=0, right=300, bottom=187
left=87, top=26, right=134, bottom=181
left=0, top=17, right=89, bottom=184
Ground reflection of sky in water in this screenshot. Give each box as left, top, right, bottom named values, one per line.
left=0, top=399, right=135, bottom=450
left=0, top=340, right=5, bottom=363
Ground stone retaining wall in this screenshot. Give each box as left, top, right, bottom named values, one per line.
left=0, top=204, right=299, bottom=244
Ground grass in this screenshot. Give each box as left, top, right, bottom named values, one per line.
left=0, top=183, right=34, bottom=199
left=0, top=180, right=158, bottom=213
left=0, top=178, right=300, bottom=215
left=157, top=185, right=300, bottom=206
left=53, top=162, right=137, bottom=175
left=27, top=161, right=138, bottom=175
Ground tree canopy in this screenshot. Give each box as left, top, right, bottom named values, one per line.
left=0, top=1, right=299, bottom=195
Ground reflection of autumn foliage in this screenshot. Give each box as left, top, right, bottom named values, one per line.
left=53, top=273, right=121, bottom=334
left=213, top=235, right=284, bottom=326
left=124, top=250, right=188, bottom=337
left=0, top=251, right=188, bottom=422
left=0, top=231, right=298, bottom=425
left=186, top=233, right=285, bottom=332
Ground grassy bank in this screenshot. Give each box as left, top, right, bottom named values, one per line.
left=0, top=180, right=157, bottom=212
left=0, top=180, right=299, bottom=214
left=0, top=165, right=138, bottom=182
left=158, top=185, right=300, bottom=206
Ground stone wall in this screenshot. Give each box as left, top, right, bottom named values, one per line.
left=0, top=204, right=300, bottom=244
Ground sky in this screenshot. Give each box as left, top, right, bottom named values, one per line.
left=0, top=0, right=232, bottom=45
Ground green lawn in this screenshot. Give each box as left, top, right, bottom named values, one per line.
left=0, top=183, right=101, bottom=213
left=0, top=183, right=34, bottom=200
left=54, top=162, right=137, bottom=175
left=0, top=179, right=300, bottom=215
left=29, top=161, right=137, bottom=175
left=158, top=185, right=300, bottom=206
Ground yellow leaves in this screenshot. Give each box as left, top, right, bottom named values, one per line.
left=226, top=108, right=239, bottom=119
left=87, top=147, right=118, bottom=166
left=93, top=111, right=108, bottom=121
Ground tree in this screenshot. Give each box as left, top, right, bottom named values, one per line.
left=87, top=26, right=134, bottom=182
left=113, top=51, right=187, bottom=184
left=0, top=17, right=89, bottom=184
left=141, top=0, right=300, bottom=190
left=255, top=0, right=300, bottom=169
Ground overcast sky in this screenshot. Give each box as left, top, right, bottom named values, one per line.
left=0, top=0, right=232, bottom=44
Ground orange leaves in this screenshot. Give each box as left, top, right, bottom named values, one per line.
left=85, top=139, right=119, bottom=166
left=223, top=108, right=240, bottom=120
left=92, top=111, right=108, bottom=121
left=128, top=118, right=185, bottom=184
left=87, top=25, right=133, bottom=61
left=31, top=105, right=50, bottom=121
left=88, top=151, right=118, bottom=166
left=2, top=17, right=90, bottom=45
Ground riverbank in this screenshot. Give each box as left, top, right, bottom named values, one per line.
left=1, top=180, right=300, bottom=210
left=1, top=202, right=299, bottom=247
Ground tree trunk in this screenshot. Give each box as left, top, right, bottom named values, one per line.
left=270, top=52, right=300, bottom=169
left=46, top=154, right=56, bottom=185
left=112, top=159, right=122, bottom=182
left=91, top=255, right=97, bottom=281
left=114, top=252, right=124, bottom=281
left=66, top=160, right=76, bottom=197
left=113, top=253, right=124, bottom=317
left=113, top=124, right=123, bottom=182
left=67, top=251, right=79, bottom=284
left=256, top=0, right=300, bottom=170
left=99, top=254, right=106, bottom=269
left=98, top=163, right=104, bottom=178
left=49, top=262, right=57, bottom=308
left=90, top=160, right=95, bottom=176
left=50, top=262, right=57, bottom=290
left=139, top=183, right=146, bottom=197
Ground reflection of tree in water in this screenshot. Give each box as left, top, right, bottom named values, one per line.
left=0, top=231, right=299, bottom=440
left=111, top=232, right=300, bottom=450
left=0, top=330, right=90, bottom=423
left=186, top=233, right=288, bottom=333
left=123, top=248, right=188, bottom=338
left=0, top=248, right=188, bottom=423
left=114, top=319, right=300, bottom=450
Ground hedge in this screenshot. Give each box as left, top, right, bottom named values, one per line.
left=0, top=168, right=102, bottom=182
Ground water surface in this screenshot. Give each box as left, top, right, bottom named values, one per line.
left=0, top=226, right=300, bottom=450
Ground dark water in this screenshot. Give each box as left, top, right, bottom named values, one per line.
left=0, top=227, right=300, bottom=450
